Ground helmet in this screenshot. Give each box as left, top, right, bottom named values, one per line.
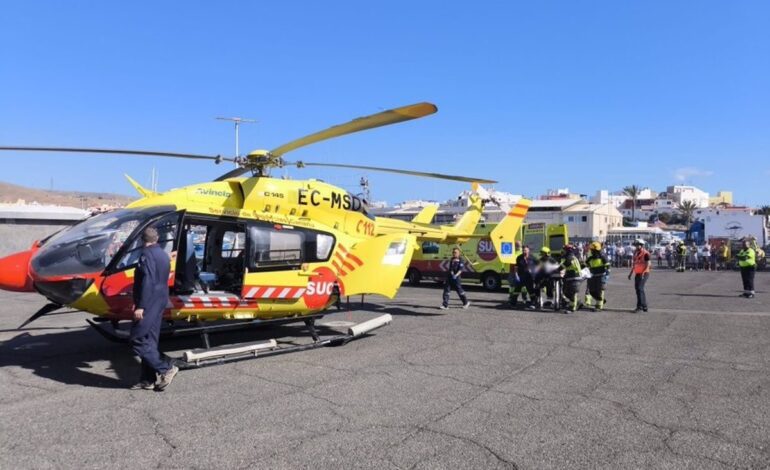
left=563, top=244, right=574, bottom=254
left=633, top=238, right=646, bottom=246
left=540, top=246, right=551, bottom=255
left=590, top=242, right=602, bottom=251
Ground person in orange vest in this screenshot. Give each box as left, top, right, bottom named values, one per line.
left=628, top=238, right=651, bottom=312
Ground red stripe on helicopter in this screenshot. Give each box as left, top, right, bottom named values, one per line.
left=331, top=260, right=347, bottom=276
left=334, top=252, right=356, bottom=271
left=242, top=286, right=306, bottom=300
left=171, top=294, right=252, bottom=309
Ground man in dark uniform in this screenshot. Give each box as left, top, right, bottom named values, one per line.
left=533, top=246, right=559, bottom=307
left=560, top=244, right=584, bottom=313
left=130, top=227, right=178, bottom=391
left=584, top=242, right=611, bottom=311
left=509, top=245, right=536, bottom=309
left=440, top=247, right=470, bottom=309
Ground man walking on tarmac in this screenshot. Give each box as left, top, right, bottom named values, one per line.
left=560, top=244, right=584, bottom=313
left=628, top=239, right=651, bottom=312
left=585, top=242, right=611, bottom=311
left=130, top=227, right=178, bottom=391
left=440, top=247, right=470, bottom=309
left=736, top=239, right=756, bottom=298
left=510, top=245, right=536, bottom=309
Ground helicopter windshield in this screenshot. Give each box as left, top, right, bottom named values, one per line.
left=31, top=206, right=175, bottom=278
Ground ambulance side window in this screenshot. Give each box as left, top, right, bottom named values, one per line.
left=422, top=242, right=439, bottom=254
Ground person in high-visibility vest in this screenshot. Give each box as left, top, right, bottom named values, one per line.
left=560, top=244, right=584, bottom=313
left=628, top=238, right=651, bottom=312
left=584, top=242, right=610, bottom=311
left=736, top=239, right=756, bottom=298
left=676, top=241, right=687, bottom=272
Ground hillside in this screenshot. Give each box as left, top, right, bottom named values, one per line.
left=0, top=181, right=135, bottom=208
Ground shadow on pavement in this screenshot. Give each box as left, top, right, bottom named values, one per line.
left=0, top=321, right=342, bottom=389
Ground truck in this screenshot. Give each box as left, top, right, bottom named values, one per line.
left=406, top=222, right=569, bottom=291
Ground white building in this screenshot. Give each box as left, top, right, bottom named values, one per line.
left=591, top=190, right=628, bottom=208
left=667, top=185, right=710, bottom=208
left=693, top=206, right=767, bottom=244
left=525, top=199, right=623, bottom=242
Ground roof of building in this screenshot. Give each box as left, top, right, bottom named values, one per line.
left=0, top=203, right=88, bottom=221
left=529, top=199, right=581, bottom=210
left=563, top=203, right=624, bottom=215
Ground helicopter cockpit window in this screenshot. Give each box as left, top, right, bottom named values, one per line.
left=31, top=207, right=173, bottom=278
left=114, top=212, right=180, bottom=270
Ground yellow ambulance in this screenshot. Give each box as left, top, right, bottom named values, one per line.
left=406, top=222, right=569, bottom=291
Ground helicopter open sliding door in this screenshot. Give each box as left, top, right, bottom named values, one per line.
left=99, top=210, right=184, bottom=318
left=242, top=222, right=337, bottom=318
left=168, top=215, right=248, bottom=319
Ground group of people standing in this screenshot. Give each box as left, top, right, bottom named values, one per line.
left=503, top=239, right=651, bottom=314
left=439, top=236, right=761, bottom=316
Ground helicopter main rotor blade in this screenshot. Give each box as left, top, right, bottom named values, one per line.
left=290, top=162, right=497, bottom=184
left=215, top=167, right=251, bottom=181
left=0, top=146, right=233, bottom=162
left=268, top=102, right=438, bottom=157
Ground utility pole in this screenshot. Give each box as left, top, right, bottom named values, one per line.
left=216, top=117, right=257, bottom=163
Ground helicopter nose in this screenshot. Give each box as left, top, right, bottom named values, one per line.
left=0, top=249, right=36, bottom=292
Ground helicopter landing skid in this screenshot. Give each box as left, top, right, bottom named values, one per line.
left=86, top=314, right=393, bottom=369
left=175, top=314, right=393, bottom=369
left=86, top=314, right=329, bottom=345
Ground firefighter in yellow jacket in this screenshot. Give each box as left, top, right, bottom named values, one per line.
left=584, top=242, right=610, bottom=311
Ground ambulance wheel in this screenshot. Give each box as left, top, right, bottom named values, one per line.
left=407, top=268, right=422, bottom=286
left=481, top=272, right=501, bottom=291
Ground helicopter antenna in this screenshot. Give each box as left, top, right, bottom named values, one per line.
left=359, top=176, right=371, bottom=202
left=216, top=116, right=257, bottom=165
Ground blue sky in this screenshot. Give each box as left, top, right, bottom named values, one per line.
left=1, top=1, right=768, bottom=205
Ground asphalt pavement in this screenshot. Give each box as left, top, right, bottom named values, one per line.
left=1, top=269, right=769, bottom=469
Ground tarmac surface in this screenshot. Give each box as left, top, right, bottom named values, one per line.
left=1, top=269, right=769, bottom=469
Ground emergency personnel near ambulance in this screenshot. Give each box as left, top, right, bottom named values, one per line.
left=736, top=239, right=756, bottom=298
left=509, top=245, right=536, bottom=309
left=628, top=238, right=651, bottom=312
left=440, top=247, right=470, bottom=309
left=584, top=241, right=610, bottom=311
left=533, top=246, right=559, bottom=306
left=560, top=244, right=583, bottom=313
left=130, top=227, right=178, bottom=391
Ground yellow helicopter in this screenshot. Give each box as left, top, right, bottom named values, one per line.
left=0, top=103, right=530, bottom=366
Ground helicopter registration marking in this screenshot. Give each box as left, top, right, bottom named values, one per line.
left=297, top=188, right=365, bottom=212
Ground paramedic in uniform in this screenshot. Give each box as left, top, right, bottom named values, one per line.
left=440, top=247, right=470, bottom=309
left=130, top=227, right=179, bottom=391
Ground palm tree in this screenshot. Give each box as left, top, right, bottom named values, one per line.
left=623, top=185, right=640, bottom=221
left=757, top=205, right=770, bottom=216
left=677, top=200, right=698, bottom=227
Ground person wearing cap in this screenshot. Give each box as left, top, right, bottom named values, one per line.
left=585, top=241, right=611, bottom=311
left=628, top=239, right=651, bottom=312
left=560, top=244, right=584, bottom=313
left=736, top=239, right=756, bottom=298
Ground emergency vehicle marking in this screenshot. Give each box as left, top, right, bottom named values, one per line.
left=329, top=243, right=363, bottom=277
left=242, top=286, right=306, bottom=300
left=172, top=294, right=253, bottom=309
